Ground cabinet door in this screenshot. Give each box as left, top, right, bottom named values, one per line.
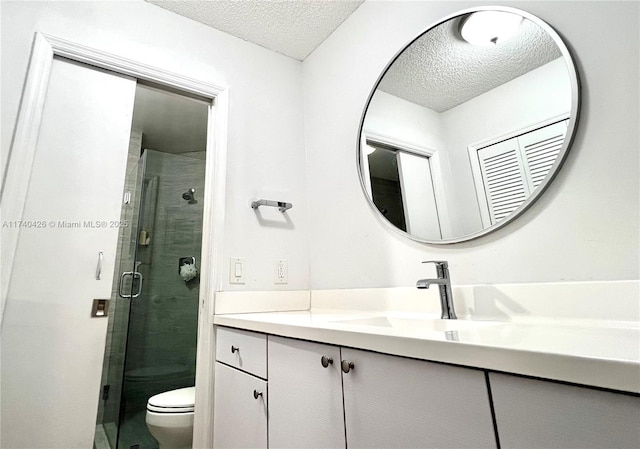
left=213, top=362, right=267, bottom=449
left=489, top=373, right=640, bottom=449
left=342, top=348, right=497, bottom=449
left=268, top=336, right=345, bottom=449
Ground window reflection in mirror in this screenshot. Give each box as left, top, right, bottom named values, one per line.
left=358, top=7, right=580, bottom=243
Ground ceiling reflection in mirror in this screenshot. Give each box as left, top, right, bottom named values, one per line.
left=358, top=7, right=580, bottom=243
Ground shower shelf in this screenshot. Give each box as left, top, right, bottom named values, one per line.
left=251, top=199, right=293, bottom=212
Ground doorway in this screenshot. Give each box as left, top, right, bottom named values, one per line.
left=1, top=34, right=225, bottom=449
left=94, top=84, right=209, bottom=449
left=366, top=142, right=442, bottom=239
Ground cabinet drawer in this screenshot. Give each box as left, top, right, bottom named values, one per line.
left=216, top=327, right=267, bottom=378
left=213, top=362, right=268, bottom=449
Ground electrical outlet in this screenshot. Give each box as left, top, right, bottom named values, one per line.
left=274, top=259, right=288, bottom=284
left=229, top=257, right=245, bottom=284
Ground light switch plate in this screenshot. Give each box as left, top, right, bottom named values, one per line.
left=229, top=257, right=245, bottom=284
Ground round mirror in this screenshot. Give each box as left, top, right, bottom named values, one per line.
left=358, top=6, right=580, bottom=244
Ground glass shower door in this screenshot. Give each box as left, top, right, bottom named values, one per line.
left=95, top=153, right=146, bottom=449
left=116, top=149, right=203, bottom=449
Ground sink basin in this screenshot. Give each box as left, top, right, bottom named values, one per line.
left=332, top=316, right=498, bottom=332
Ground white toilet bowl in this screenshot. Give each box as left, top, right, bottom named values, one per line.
left=146, top=387, right=195, bottom=449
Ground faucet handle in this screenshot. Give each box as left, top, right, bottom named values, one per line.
left=422, top=260, right=448, bottom=268
left=422, top=261, right=450, bottom=279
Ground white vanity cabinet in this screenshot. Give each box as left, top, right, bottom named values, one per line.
left=214, top=325, right=639, bottom=449
left=268, top=336, right=345, bottom=449
left=489, top=373, right=640, bottom=449
left=341, top=347, right=497, bottom=449
left=213, top=328, right=268, bottom=449
left=266, top=335, right=497, bottom=449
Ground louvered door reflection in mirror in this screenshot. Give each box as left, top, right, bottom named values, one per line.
left=471, top=119, right=568, bottom=226
left=357, top=6, right=580, bottom=243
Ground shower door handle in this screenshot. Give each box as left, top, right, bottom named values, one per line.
left=130, top=272, right=143, bottom=298
left=118, top=271, right=143, bottom=299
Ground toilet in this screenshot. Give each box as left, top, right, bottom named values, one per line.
left=146, top=386, right=195, bottom=449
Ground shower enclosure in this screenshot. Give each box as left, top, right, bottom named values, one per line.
left=94, top=142, right=206, bottom=449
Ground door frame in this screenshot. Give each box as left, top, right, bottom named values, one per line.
left=362, top=130, right=450, bottom=238
left=0, top=31, right=228, bottom=449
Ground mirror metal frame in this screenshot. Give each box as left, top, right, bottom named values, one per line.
left=357, top=5, right=581, bottom=244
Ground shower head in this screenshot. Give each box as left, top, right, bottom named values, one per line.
left=182, top=188, right=196, bottom=202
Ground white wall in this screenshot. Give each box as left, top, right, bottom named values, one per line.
left=364, top=90, right=444, bottom=149
left=0, top=0, right=310, bottom=292
left=303, top=0, right=639, bottom=288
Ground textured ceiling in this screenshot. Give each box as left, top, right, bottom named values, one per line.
left=147, top=0, right=364, bottom=60
left=143, top=2, right=562, bottom=116
left=378, top=16, right=562, bottom=112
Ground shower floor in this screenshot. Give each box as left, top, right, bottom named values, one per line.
left=96, top=412, right=158, bottom=449
left=119, top=410, right=159, bottom=449
left=94, top=424, right=110, bottom=449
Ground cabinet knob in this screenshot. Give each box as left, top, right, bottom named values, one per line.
left=231, top=345, right=239, bottom=353
left=321, top=355, right=333, bottom=368
left=253, top=389, right=263, bottom=400
left=341, top=360, right=354, bottom=373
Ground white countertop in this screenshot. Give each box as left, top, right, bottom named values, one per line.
left=213, top=310, right=640, bottom=394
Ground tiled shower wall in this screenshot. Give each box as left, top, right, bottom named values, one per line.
left=124, top=149, right=205, bottom=380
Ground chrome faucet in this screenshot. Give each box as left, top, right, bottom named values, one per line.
left=416, top=260, right=457, bottom=320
